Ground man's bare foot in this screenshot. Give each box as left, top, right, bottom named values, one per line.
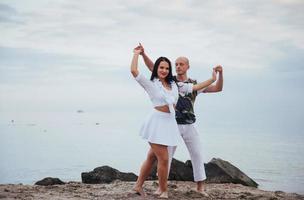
left=154, top=187, right=161, bottom=195
left=159, top=191, right=168, bottom=199
left=197, top=181, right=208, bottom=196
left=132, top=186, right=146, bottom=196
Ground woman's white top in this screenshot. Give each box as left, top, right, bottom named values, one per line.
left=135, top=73, right=193, bottom=116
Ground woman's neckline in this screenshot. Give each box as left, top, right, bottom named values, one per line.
left=161, top=81, right=172, bottom=92
left=163, top=85, right=172, bottom=91
left=155, top=78, right=172, bottom=91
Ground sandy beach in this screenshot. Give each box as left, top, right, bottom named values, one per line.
left=1, top=180, right=303, bottom=200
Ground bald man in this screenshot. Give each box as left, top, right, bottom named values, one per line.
left=136, top=44, right=223, bottom=195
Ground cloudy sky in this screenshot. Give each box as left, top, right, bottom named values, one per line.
left=0, top=0, right=303, bottom=133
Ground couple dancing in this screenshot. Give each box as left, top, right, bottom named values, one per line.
left=130, top=43, right=223, bottom=198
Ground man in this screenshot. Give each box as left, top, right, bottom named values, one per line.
left=136, top=44, right=223, bottom=195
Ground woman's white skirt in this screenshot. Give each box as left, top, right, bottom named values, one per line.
left=139, top=109, right=180, bottom=146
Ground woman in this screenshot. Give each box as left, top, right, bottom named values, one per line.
left=131, top=47, right=216, bottom=198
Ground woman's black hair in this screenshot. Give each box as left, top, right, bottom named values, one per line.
left=150, top=57, right=174, bottom=84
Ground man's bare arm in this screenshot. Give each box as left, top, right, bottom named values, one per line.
left=193, top=68, right=217, bottom=91
left=135, top=43, right=154, bottom=72
left=204, top=66, right=223, bottom=93
left=142, top=52, right=154, bottom=72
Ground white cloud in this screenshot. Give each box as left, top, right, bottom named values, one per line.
left=0, top=0, right=304, bottom=113
left=0, top=0, right=303, bottom=71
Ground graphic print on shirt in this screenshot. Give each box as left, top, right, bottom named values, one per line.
left=174, top=76, right=198, bottom=124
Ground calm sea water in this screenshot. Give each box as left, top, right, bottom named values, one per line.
left=0, top=111, right=303, bottom=194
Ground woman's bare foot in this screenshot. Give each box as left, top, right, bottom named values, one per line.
left=159, top=191, right=168, bottom=199
left=132, top=186, right=146, bottom=196
left=197, top=189, right=209, bottom=197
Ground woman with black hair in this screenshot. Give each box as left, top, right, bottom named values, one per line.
left=130, top=47, right=216, bottom=198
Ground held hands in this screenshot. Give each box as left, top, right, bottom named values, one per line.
left=214, top=65, right=223, bottom=73
left=133, top=43, right=144, bottom=55
left=133, top=48, right=141, bottom=55
left=211, top=65, right=223, bottom=82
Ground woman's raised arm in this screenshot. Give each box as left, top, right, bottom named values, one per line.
left=130, top=49, right=142, bottom=77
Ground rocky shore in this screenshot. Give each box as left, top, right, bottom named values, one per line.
left=1, top=158, right=303, bottom=199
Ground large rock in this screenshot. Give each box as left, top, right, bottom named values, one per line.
left=204, top=158, right=258, bottom=187
left=149, top=158, right=258, bottom=188
left=168, top=158, right=194, bottom=181
left=35, top=177, right=65, bottom=186
left=148, top=158, right=193, bottom=181
left=81, top=166, right=137, bottom=184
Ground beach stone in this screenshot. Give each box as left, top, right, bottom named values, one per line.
left=81, top=166, right=137, bottom=184
left=35, top=177, right=65, bottom=186
left=148, top=158, right=194, bottom=181
left=149, top=157, right=258, bottom=187
left=204, top=158, right=259, bottom=187
left=168, top=158, right=194, bottom=181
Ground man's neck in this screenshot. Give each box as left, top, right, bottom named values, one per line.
left=176, top=74, right=188, bottom=82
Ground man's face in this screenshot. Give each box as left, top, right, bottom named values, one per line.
left=175, top=58, right=189, bottom=75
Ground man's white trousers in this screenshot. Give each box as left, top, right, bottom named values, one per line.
left=168, top=124, right=207, bottom=182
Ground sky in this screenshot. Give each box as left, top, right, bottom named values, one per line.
left=0, top=0, right=304, bottom=134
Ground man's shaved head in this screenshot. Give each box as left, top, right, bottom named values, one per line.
left=175, top=56, right=190, bottom=76
left=175, top=56, right=189, bottom=66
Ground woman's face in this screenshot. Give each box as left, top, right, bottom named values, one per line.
left=157, top=61, right=170, bottom=80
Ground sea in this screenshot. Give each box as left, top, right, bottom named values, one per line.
left=0, top=110, right=303, bottom=195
